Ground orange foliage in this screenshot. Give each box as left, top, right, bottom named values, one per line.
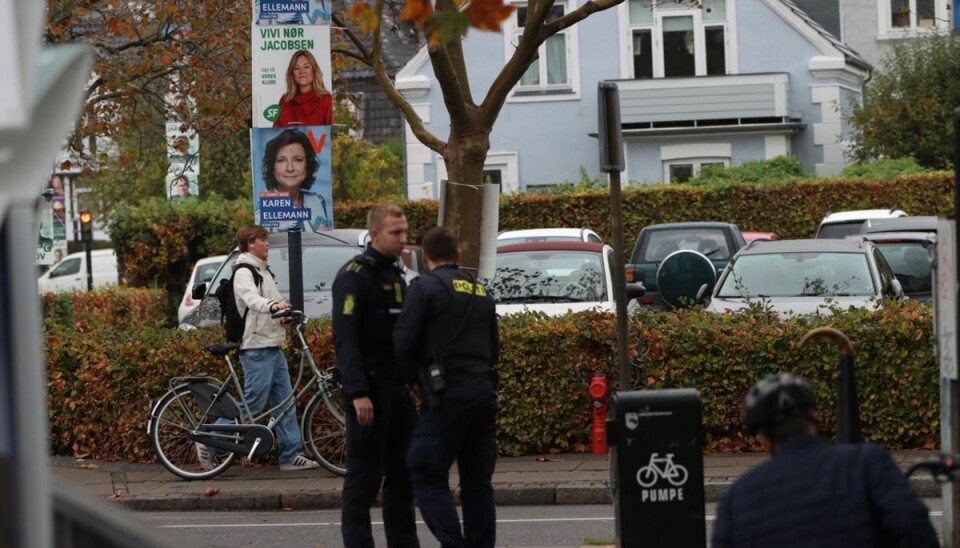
left=463, top=0, right=516, bottom=32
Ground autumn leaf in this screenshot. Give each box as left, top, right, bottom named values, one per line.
left=400, top=0, right=434, bottom=28
left=347, top=1, right=380, bottom=34
left=464, top=0, right=516, bottom=32
left=204, top=487, right=220, bottom=497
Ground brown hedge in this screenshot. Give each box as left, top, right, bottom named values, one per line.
left=41, top=288, right=167, bottom=333
left=45, top=301, right=938, bottom=461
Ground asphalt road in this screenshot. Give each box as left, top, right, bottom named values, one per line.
left=140, top=500, right=944, bottom=547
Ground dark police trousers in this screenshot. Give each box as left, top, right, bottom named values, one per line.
left=407, top=375, right=499, bottom=548
left=341, top=378, right=420, bottom=548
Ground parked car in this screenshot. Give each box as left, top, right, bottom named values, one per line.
left=859, top=216, right=938, bottom=235
left=497, top=228, right=602, bottom=247
left=179, top=229, right=417, bottom=330
left=815, top=208, right=907, bottom=239
left=704, top=239, right=903, bottom=316
left=859, top=232, right=935, bottom=302
left=626, top=222, right=747, bottom=309
left=488, top=241, right=643, bottom=316
left=37, top=249, right=118, bottom=293
left=742, top=231, right=780, bottom=243
left=177, top=254, right=229, bottom=323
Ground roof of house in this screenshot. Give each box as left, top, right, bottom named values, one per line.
left=778, top=0, right=872, bottom=71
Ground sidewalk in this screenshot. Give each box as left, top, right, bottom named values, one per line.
left=51, top=450, right=945, bottom=512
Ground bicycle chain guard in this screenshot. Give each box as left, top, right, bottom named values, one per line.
left=190, top=424, right=275, bottom=459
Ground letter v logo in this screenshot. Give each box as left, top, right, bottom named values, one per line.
left=306, top=130, right=327, bottom=154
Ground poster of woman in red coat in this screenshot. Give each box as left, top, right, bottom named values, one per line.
left=274, top=49, right=333, bottom=128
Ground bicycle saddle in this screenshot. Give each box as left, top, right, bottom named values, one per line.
left=205, top=343, right=240, bottom=357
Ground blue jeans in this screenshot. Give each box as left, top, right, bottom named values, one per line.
left=234, top=346, right=303, bottom=464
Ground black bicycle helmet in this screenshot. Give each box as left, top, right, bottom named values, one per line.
left=743, top=373, right=817, bottom=436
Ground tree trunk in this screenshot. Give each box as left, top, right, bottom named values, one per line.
left=440, top=128, right=490, bottom=274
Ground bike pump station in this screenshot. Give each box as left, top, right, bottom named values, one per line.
left=607, top=389, right=707, bottom=547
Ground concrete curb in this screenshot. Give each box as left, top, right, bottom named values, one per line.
left=105, top=477, right=943, bottom=512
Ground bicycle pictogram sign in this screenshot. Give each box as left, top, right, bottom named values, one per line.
left=636, top=452, right=689, bottom=488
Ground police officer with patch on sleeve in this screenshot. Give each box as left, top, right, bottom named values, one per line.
left=394, top=226, right=500, bottom=548
left=333, top=204, right=419, bottom=548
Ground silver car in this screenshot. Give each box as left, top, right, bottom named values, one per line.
left=705, top=239, right=903, bottom=316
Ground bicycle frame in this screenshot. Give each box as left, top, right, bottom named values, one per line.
left=173, top=316, right=339, bottom=447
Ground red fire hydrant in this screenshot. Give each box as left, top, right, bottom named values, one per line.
left=588, top=373, right=609, bottom=455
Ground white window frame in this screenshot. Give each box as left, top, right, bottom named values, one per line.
left=503, top=1, right=581, bottom=103
left=661, top=143, right=731, bottom=183
left=663, top=158, right=729, bottom=183
left=623, top=0, right=735, bottom=79
left=877, top=0, right=950, bottom=38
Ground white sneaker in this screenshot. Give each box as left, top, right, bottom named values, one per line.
left=195, top=442, right=217, bottom=471
left=280, top=454, right=321, bottom=471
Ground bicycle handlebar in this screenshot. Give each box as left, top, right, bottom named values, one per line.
left=905, top=453, right=960, bottom=483
left=271, top=309, right=305, bottom=321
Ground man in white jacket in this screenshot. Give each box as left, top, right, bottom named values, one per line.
left=198, top=225, right=319, bottom=471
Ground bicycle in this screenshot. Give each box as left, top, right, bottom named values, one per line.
left=636, top=452, right=689, bottom=488
left=147, top=309, right=346, bottom=480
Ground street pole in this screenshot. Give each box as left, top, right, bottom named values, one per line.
left=287, top=229, right=304, bottom=347
left=598, top=82, right=631, bottom=390
left=944, top=108, right=960, bottom=547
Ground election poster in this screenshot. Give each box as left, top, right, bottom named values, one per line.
left=253, top=0, right=331, bottom=25
left=36, top=174, right=69, bottom=266
left=251, top=24, right=332, bottom=128
left=166, top=158, right=199, bottom=203
left=250, top=126, right=333, bottom=232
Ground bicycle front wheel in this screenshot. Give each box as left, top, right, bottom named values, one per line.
left=303, top=383, right=346, bottom=476
left=149, top=384, right=238, bottom=480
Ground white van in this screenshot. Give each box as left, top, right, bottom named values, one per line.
left=37, top=249, right=119, bottom=293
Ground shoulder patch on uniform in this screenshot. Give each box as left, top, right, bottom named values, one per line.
left=347, top=262, right=364, bottom=273
left=343, top=294, right=356, bottom=315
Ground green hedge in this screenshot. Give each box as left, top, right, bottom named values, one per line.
left=45, top=302, right=938, bottom=461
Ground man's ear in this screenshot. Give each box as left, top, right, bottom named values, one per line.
left=455, top=250, right=462, bottom=263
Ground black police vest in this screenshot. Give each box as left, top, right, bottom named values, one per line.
left=351, top=252, right=406, bottom=373
left=423, top=267, right=495, bottom=369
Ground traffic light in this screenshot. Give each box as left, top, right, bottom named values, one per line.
left=79, top=211, right=93, bottom=242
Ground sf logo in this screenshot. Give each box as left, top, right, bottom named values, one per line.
left=264, top=105, right=280, bottom=121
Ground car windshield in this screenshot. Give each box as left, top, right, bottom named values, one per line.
left=498, top=236, right=580, bottom=246
left=640, top=229, right=731, bottom=262
left=817, top=221, right=865, bottom=239
left=872, top=242, right=932, bottom=295
left=717, top=252, right=876, bottom=298
left=210, top=246, right=359, bottom=293
left=489, top=250, right=606, bottom=302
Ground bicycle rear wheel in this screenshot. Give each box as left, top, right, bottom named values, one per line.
left=149, top=384, right=238, bottom=480
left=303, top=382, right=346, bottom=476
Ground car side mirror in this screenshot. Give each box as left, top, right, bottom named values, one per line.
left=191, top=282, right=207, bottom=300
left=625, top=282, right=645, bottom=300
left=696, top=283, right=712, bottom=304
left=889, top=278, right=904, bottom=299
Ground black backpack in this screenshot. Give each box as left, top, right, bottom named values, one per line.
left=215, top=263, right=262, bottom=343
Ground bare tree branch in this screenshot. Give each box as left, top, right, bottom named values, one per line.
left=543, top=0, right=624, bottom=35
left=332, top=48, right=372, bottom=66
left=480, top=0, right=557, bottom=126
left=332, top=13, right=373, bottom=62
left=371, top=0, right=446, bottom=153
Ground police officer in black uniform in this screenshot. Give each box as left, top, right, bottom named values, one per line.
left=333, top=204, right=419, bottom=548
left=394, top=226, right=500, bottom=548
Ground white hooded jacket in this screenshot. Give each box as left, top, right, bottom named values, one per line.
left=233, top=252, right=286, bottom=350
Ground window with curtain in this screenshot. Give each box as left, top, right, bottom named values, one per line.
left=516, top=3, right=570, bottom=89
